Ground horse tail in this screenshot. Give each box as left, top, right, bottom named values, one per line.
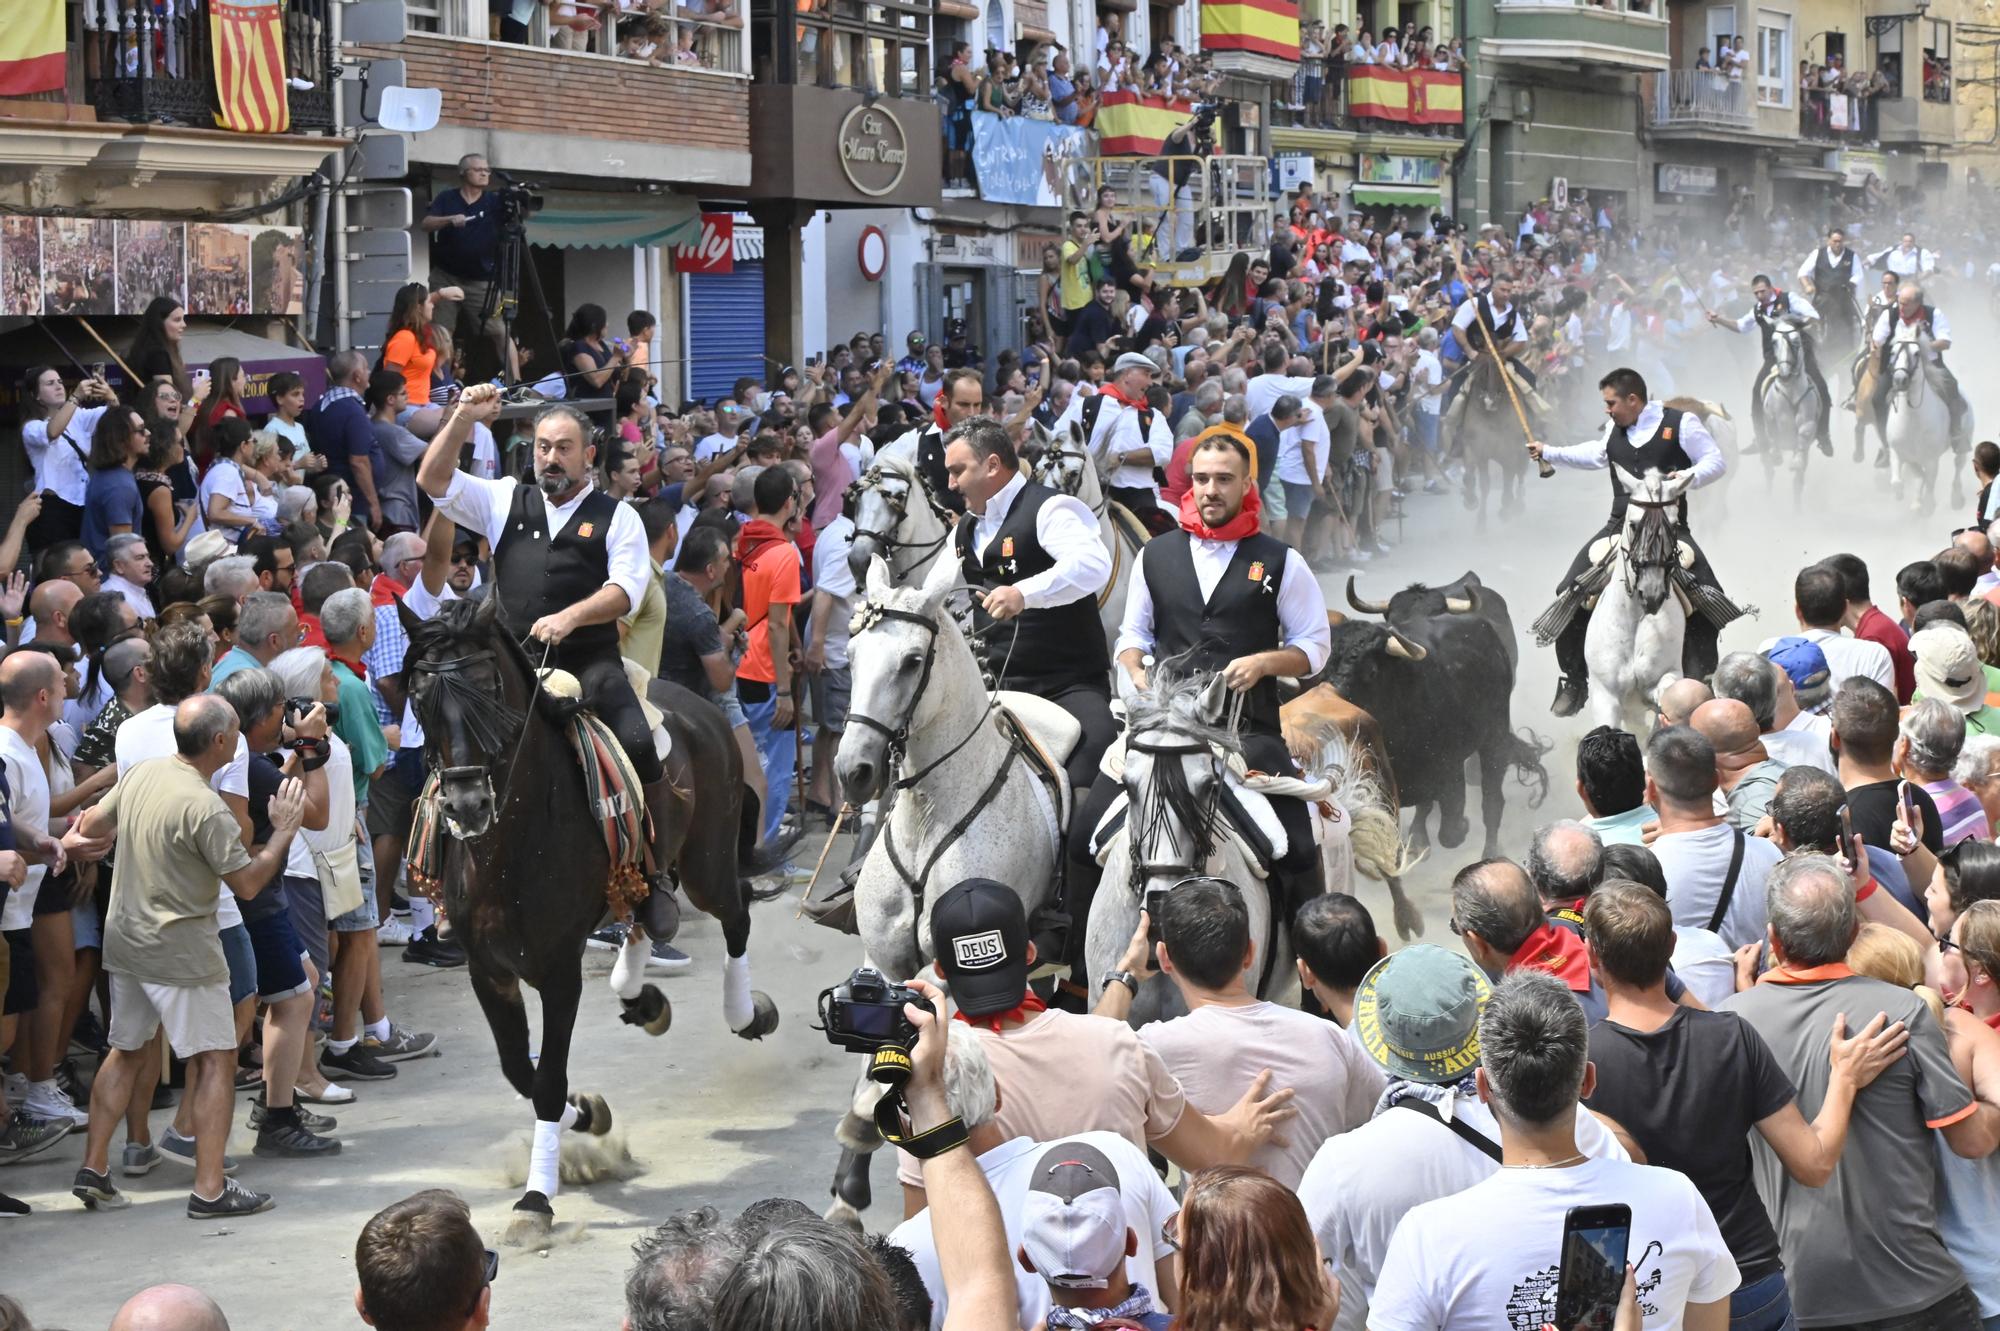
left=1306, top=727, right=1418, bottom=881
left=1509, top=726, right=1554, bottom=808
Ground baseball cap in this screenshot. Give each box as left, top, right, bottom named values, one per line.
left=1762, top=636, right=1832, bottom=710
left=931, top=879, right=1029, bottom=1016
left=1019, top=1141, right=1130, bottom=1290
left=1111, top=351, right=1158, bottom=377
left=1912, top=625, right=1986, bottom=714
left=1352, top=944, right=1490, bottom=1084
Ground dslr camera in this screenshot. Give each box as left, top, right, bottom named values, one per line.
left=284, top=696, right=340, bottom=728
left=817, top=966, right=932, bottom=1056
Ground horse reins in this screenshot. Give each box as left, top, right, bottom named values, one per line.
left=407, top=631, right=552, bottom=812
left=847, top=464, right=954, bottom=571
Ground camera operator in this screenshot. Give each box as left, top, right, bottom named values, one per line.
left=421, top=154, right=513, bottom=383
left=1152, top=106, right=1216, bottom=262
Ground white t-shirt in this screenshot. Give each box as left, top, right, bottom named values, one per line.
left=694, top=430, right=735, bottom=463
left=811, top=516, right=857, bottom=671
left=22, top=407, right=105, bottom=505
left=1300, top=1090, right=1631, bottom=1331
left=197, top=458, right=253, bottom=545
left=267, top=416, right=309, bottom=460
left=392, top=577, right=457, bottom=750
left=1369, top=1155, right=1740, bottom=1331
left=1138, top=999, right=1384, bottom=1188
left=1412, top=349, right=1444, bottom=414
left=0, top=726, right=51, bottom=928
left=288, top=733, right=354, bottom=880
left=1648, top=821, right=1780, bottom=950
left=1756, top=627, right=1894, bottom=694
left=1275, top=399, right=1330, bottom=486
left=888, top=1131, right=1178, bottom=1331
left=116, top=704, right=250, bottom=931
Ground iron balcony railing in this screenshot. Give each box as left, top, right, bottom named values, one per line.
left=75, top=0, right=337, bottom=134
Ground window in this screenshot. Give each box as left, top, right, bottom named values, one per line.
left=1923, top=18, right=1951, bottom=101
left=1756, top=11, right=1790, bottom=107
left=1875, top=20, right=1903, bottom=96
left=405, top=0, right=441, bottom=32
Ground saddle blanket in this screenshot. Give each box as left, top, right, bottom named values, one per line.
left=1530, top=546, right=1750, bottom=647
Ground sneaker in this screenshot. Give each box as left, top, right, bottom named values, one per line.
left=233, top=1065, right=262, bottom=1093
left=23, top=1080, right=89, bottom=1128
left=253, top=1116, right=342, bottom=1158
left=69, top=1010, right=105, bottom=1055
left=121, top=1141, right=162, bottom=1176
left=54, top=1057, right=87, bottom=1103
left=248, top=1097, right=337, bottom=1133
left=586, top=923, right=631, bottom=951
left=187, top=1177, right=275, bottom=1219
left=0, top=1191, right=26, bottom=1217
left=0, top=1110, right=70, bottom=1164
left=370, top=1023, right=438, bottom=1062
left=298, top=1082, right=355, bottom=1106
left=1, top=1071, right=26, bottom=1106
left=375, top=918, right=415, bottom=946
left=403, top=932, right=465, bottom=968
left=158, top=1127, right=239, bottom=1176
left=320, top=1042, right=397, bottom=1082
left=72, top=1166, right=129, bottom=1211
left=646, top=941, right=692, bottom=974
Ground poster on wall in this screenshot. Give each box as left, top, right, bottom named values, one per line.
left=115, top=220, right=189, bottom=312
left=251, top=226, right=304, bottom=314
left=1, top=216, right=40, bottom=317
left=970, top=112, right=1093, bottom=208
left=42, top=218, right=116, bottom=315
left=188, top=223, right=253, bottom=315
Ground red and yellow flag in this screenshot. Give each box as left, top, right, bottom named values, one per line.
left=0, top=0, right=66, bottom=97
left=1348, top=68, right=1464, bottom=125
left=1201, top=0, right=1301, bottom=61
left=210, top=0, right=290, bottom=134
left=1095, top=91, right=1196, bottom=156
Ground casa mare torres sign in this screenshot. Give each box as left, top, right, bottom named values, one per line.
left=838, top=105, right=910, bottom=197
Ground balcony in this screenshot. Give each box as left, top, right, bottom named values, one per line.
left=1272, top=66, right=1466, bottom=140
left=1875, top=93, right=1952, bottom=147
left=1645, top=69, right=1755, bottom=130
left=407, top=0, right=750, bottom=78
left=73, top=0, right=337, bottom=134
left=1798, top=89, right=1878, bottom=145
left=1485, top=0, right=1669, bottom=72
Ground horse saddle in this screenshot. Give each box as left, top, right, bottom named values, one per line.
left=993, top=690, right=1081, bottom=769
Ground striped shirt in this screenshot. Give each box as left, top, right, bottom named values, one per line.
left=1920, top=778, right=1990, bottom=848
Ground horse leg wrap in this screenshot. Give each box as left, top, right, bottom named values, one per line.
left=723, top=954, right=754, bottom=1031
left=610, top=932, right=648, bottom=1000
left=529, top=1119, right=564, bottom=1201
left=559, top=1101, right=580, bottom=1130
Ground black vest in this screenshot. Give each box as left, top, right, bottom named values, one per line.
left=955, top=481, right=1110, bottom=693
left=1606, top=406, right=1690, bottom=525
left=1474, top=296, right=1520, bottom=352
left=913, top=425, right=967, bottom=514
left=1139, top=529, right=1291, bottom=735
left=1754, top=291, right=1796, bottom=359
left=1813, top=247, right=1856, bottom=295
left=494, top=481, right=621, bottom=658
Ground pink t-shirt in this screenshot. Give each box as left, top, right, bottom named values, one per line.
left=810, top=426, right=855, bottom=530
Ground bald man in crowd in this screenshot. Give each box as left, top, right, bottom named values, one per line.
left=1691, top=697, right=1788, bottom=830
left=1658, top=677, right=1714, bottom=729
left=109, top=1284, right=231, bottom=1331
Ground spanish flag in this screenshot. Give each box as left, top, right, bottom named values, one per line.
left=210, top=0, right=290, bottom=134
left=1201, top=0, right=1300, bottom=61
left=0, top=0, right=65, bottom=97
left=1348, top=67, right=1464, bottom=125
left=1411, top=69, right=1464, bottom=125
left=1095, top=91, right=1197, bottom=156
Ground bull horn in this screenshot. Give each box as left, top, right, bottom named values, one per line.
left=1385, top=631, right=1428, bottom=662
left=1443, top=589, right=1479, bottom=614
left=1346, top=577, right=1390, bottom=616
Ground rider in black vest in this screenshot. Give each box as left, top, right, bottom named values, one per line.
left=1054, top=352, right=1177, bottom=536
left=1531, top=368, right=1736, bottom=718
left=1798, top=227, right=1862, bottom=350
left=911, top=367, right=981, bottom=516
left=946, top=418, right=1117, bottom=793
left=418, top=391, right=674, bottom=931
left=1066, top=432, right=1332, bottom=981
left=1865, top=281, right=1970, bottom=449
left=1707, top=274, right=1832, bottom=457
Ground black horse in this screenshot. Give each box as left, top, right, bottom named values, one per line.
left=400, top=594, right=781, bottom=1243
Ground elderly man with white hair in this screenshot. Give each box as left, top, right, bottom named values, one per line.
left=102, top=533, right=156, bottom=620
left=277, top=484, right=318, bottom=529
left=1052, top=350, right=1175, bottom=533
left=1955, top=733, right=2000, bottom=834
left=202, top=554, right=259, bottom=605
left=1902, top=695, right=1989, bottom=846
left=1866, top=280, right=1969, bottom=446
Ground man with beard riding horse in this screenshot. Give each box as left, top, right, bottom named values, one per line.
left=1066, top=431, right=1331, bottom=993
left=416, top=391, right=677, bottom=936
left=1528, top=368, right=1740, bottom=719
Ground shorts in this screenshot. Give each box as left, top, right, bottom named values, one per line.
left=244, top=908, right=311, bottom=1002
left=220, top=922, right=258, bottom=1006
left=1372, top=447, right=1396, bottom=494
left=366, top=748, right=424, bottom=842
left=810, top=666, right=851, bottom=734
left=1413, top=410, right=1440, bottom=455
left=107, top=972, right=237, bottom=1058
left=1282, top=480, right=1317, bottom=516
left=1303, top=74, right=1324, bottom=104
left=72, top=900, right=103, bottom=950
left=31, top=869, right=72, bottom=915
left=284, top=873, right=331, bottom=977
left=714, top=684, right=748, bottom=731
left=1262, top=479, right=1287, bottom=521
left=3, top=927, right=34, bottom=1016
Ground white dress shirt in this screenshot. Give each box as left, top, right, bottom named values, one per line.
left=1540, top=400, right=1727, bottom=490
left=1757, top=626, right=1894, bottom=693
left=22, top=406, right=105, bottom=505
left=1116, top=538, right=1332, bottom=675
left=1450, top=297, right=1528, bottom=345
left=104, top=573, right=157, bottom=620
left=966, top=472, right=1110, bottom=611
left=1052, top=390, right=1173, bottom=495
left=436, top=472, right=651, bottom=617
left=1605, top=301, right=1633, bottom=353
left=1797, top=245, right=1864, bottom=288
left=1246, top=373, right=1318, bottom=425
left=1869, top=244, right=1937, bottom=277
left=1872, top=305, right=1953, bottom=362
left=1730, top=290, right=1818, bottom=333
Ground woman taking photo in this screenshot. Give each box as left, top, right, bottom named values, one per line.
left=199, top=417, right=261, bottom=544
left=1175, top=1166, right=1339, bottom=1331
left=19, top=365, right=104, bottom=549
left=560, top=303, right=627, bottom=395
left=82, top=408, right=150, bottom=564
left=135, top=415, right=199, bottom=569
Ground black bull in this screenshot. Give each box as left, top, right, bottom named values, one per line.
left=1322, top=572, right=1550, bottom=857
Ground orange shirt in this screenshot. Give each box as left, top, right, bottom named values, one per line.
left=738, top=540, right=801, bottom=685
left=383, top=329, right=438, bottom=408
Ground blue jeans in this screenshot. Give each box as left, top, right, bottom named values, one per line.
left=1731, top=1271, right=1797, bottom=1331
left=742, top=691, right=796, bottom=846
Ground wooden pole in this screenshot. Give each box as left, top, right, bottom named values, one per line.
left=1450, top=237, right=1553, bottom=479
left=795, top=803, right=852, bottom=919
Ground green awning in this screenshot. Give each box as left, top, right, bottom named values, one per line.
left=1352, top=184, right=1440, bottom=206
left=523, top=190, right=701, bottom=251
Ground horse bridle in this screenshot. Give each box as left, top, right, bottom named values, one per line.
left=846, top=464, right=953, bottom=570
left=843, top=599, right=994, bottom=790
left=406, top=634, right=547, bottom=830
left=1124, top=733, right=1224, bottom=883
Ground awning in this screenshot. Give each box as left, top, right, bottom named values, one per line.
left=1771, top=163, right=1843, bottom=183
left=1352, top=184, right=1440, bottom=206
left=524, top=190, right=701, bottom=251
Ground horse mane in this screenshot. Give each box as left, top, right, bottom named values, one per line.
left=1125, top=664, right=1242, bottom=750
left=1629, top=493, right=1677, bottom=569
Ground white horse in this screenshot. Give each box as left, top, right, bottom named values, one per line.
left=1584, top=467, right=1692, bottom=733
left=1884, top=336, right=1960, bottom=514
left=1755, top=321, right=1823, bottom=502
left=1083, top=671, right=1414, bottom=1023
left=845, top=436, right=956, bottom=587
left=1028, top=419, right=1148, bottom=644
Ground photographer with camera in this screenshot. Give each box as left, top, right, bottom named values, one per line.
left=421, top=155, right=514, bottom=384
left=1152, top=105, right=1218, bottom=262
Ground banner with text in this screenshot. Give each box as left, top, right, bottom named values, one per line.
left=970, top=113, right=1093, bottom=208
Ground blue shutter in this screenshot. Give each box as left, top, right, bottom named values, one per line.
left=685, top=263, right=766, bottom=403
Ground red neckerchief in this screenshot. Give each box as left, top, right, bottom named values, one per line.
left=1508, top=922, right=1593, bottom=994
left=734, top=518, right=788, bottom=568
left=1178, top=479, right=1262, bottom=543
left=1098, top=384, right=1149, bottom=410
left=300, top=614, right=328, bottom=651
left=953, top=991, right=1047, bottom=1034
left=329, top=648, right=367, bottom=679
left=370, top=571, right=409, bottom=608
left=933, top=399, right=953, bottom=433
left=1901, top=307, right=1924, bottom=325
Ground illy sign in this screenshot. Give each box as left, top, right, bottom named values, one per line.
left=838, top=105, right=909, bottom=198
left=673, top=213, right=734, bottom=275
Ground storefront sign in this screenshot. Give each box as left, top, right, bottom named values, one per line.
left=838, top=105, right=910, bottom=198
left=1655, top=164, right=1718, bottom=195
left=933, top=230, right=1004, bottom=265
left=1841, top=149, right=1888, bottom=188
left=969, top=112, right=1092, bottom=208
left=672, top=213, right=735, bottom=275
left=1356, top=154, right=1442, bottom=187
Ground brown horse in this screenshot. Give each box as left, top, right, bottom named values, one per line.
left=400, top=594, right=781, bottom=1244
left=1449, top=354, right=1538, bottom=528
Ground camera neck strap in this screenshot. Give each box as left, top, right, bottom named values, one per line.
left=874, top=1088, right=971, bottom=1159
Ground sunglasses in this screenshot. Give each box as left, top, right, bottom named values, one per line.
left=450, top=552, right=478, bottom=566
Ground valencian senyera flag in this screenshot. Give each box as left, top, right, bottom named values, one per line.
left=1201, top=0, right=1301, bottom=61
left=0, top=0, right=66, bottom=97
left=210, top=0, right=291, bottom=134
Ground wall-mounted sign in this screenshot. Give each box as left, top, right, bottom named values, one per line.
left=838, top=105, right=910, bottom=198
left=1656, top=163, right=1718, bottom=195
left=1551, top=176, right=1569, bottom=210
left=1356, top=153, right=1443, bottom=187
left=672, top=213, right=735, bottom=275
left=858, top=225, right=887, bottom=282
